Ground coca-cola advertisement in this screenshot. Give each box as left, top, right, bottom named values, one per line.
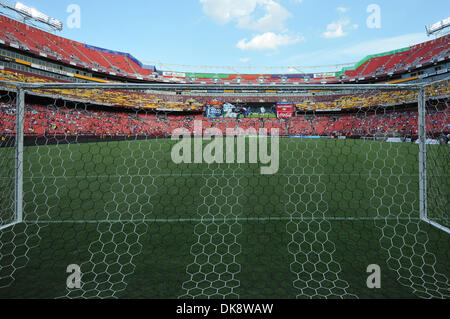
left=276, top=103, right=294, bottom=119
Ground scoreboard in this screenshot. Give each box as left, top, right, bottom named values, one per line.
left=205, top=102, right=223, bottom=118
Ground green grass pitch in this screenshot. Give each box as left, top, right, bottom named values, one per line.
left=0, top=138, right=448, bottom=299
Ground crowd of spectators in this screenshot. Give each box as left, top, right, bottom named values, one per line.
left=1, top=103, right=448, bottom=139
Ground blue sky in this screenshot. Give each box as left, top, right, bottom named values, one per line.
left=4, top=0, right=449, bottom=73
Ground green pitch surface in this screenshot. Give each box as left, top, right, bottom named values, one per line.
left=0, top=138, right=448, bottom=299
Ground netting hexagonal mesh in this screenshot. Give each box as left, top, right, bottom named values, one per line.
left=0, top=80, right=448, bottom=299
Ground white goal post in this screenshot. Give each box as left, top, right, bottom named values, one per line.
left=419, top=81, right=450, bottom=234
left=0, top=87, right=23, bottom=231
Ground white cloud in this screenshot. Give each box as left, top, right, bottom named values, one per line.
left=323, top=7, right=358, bottom=39
left=200, top=0, right=258, bottom=25
left=236, top=32, right=303, bottom=50
left=200, top=0, right=292, bottom=32
left=237, top=0, right=291, bottom=31
left=323, top=19, right=351, bottom=38
left=240, top=57, right=251, bottom=63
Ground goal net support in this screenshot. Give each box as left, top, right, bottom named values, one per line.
left=0, top=79, right=448, bottom=299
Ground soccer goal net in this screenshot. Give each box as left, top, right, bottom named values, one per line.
left=0, top=79, right=448, bottom=299
left=421, top=82, right=449, bottom=234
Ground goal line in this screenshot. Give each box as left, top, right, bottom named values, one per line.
left=0, top=173, right=427, bottom=180
left=22, top=216, right=450, bottom=224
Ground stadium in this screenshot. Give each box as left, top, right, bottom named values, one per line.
left=0, top=1, right=448, bottom=301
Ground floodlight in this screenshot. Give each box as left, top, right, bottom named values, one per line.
left=426, top=17, right=450, bottom=35
left=10, top=1, right=63, bottom=31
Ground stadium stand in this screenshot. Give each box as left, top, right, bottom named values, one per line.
left=0, top=14, right=449, bottom=84
left=1, top=68, right=449, bottom=112
left=0, top=13, right=448, bottom=141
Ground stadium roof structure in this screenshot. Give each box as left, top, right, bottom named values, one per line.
left=143, top=61, right=357, bottom=76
